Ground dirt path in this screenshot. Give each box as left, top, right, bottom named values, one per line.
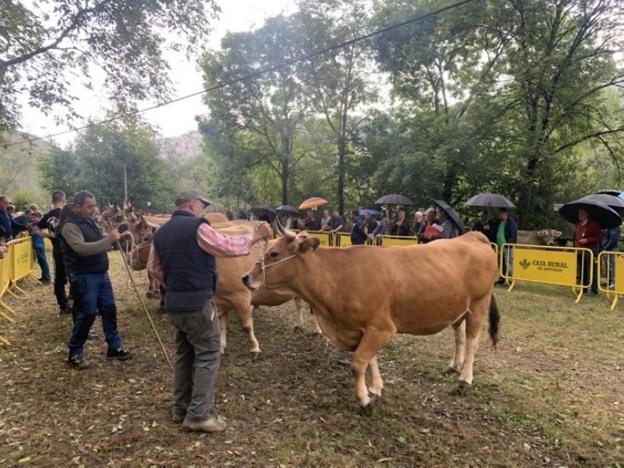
left=0, top=256, right=622, bottom=466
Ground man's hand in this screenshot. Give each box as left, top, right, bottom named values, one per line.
left=108, top=230, right=122, bottom=242
left=251, top=222, right=273, bottom=244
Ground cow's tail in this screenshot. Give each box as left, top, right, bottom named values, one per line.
left=488, top=293, right=500, bottom=349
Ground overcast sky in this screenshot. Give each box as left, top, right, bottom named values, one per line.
left=20, top=0, right=297, bottom=146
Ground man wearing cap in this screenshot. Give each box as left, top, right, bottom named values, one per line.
left=60, top=190, right=133, bottom=368
left=148, top=190, right=272, bottom=433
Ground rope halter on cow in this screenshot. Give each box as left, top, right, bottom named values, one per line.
left=255, top=215, right=301, bottom=289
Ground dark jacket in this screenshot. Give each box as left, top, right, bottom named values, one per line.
left=391, top=219, right=411, bottom=237
left=60, top=210, right=109, bottom=275
left=489, top=217, right=517, bottom=244
left=350, top=218, right=368, bottom=244
left=0, top=209, right=11, bottom=241
left=601, top=227, right=620, bottom=251
left=152, top=210, right=217, bottom=312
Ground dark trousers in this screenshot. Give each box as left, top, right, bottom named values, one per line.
left=68, top=272, right=122, bottom=357
left=34, top=247, right=50, bottom=281
left=168, top=301, right=221, bottom=423
left=52, top=250, right=69, bottom=309
left=577, top=251, right=598, bottom=293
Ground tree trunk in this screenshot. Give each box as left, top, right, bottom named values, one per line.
left=336, top=135, right=346, bottom=215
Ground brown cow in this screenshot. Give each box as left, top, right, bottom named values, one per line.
left=128, top=217, right=315, bottom=355
left=516, top=229, right=562, bottom=246
left=242, top=222, right=500, bottom=413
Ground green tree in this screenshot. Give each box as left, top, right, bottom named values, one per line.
left=296, top=0, right=376, bottom=214
left=200, top=15, right=310, bottom=204
left=0, top=0, right=219, bottom=133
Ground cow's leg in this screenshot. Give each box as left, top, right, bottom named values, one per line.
left=230, top=297, right=260, bottom=356
left=457, top=298, right=489, bottom=392
left=367, top=355, right=383, bottom=397
left=448, top=318, right=466, bottom=374
left=218, top=309, right=228, bottom=354
left=352, top=327, right=394, bottom=412
left=310, top=308, right=322, bottom=335
left=293, top=297, right=305, bottom=332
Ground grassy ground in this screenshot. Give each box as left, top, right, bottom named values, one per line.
left=0, top=254, right=623, bottom=467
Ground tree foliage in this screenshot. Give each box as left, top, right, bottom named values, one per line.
left=39, top=119, right=175, bottom=210
left=0, top=0, right=219, bottom=133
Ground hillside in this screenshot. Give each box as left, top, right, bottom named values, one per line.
left=157, top=130, right=202, bottom=167
left=0, top=132, right=54, bottom=206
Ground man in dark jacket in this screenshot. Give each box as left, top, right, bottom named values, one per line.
left=148, top=190, right=272, bottom=433
left=0, top=195, right=13, bottom=241
left=350, top=210, right=368, bottom=245
left=60, top=191, right=132, bottom=369
left=37, top=190, right=70, bottom=313
left=490, top=208, right=518, bottom=284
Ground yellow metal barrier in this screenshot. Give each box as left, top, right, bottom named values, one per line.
left=0, top=245, right=15, bottom=324
left=500, top=243, right=594, bottom=303
left=8, top=237, right=38, bottom=296
left=377, top=235, right=418, bottom=247
left=598, top=251, right=623, bottom=311
left=336, top=233, right=352, bottom=247
left=304, top=230, right=333, bottom=247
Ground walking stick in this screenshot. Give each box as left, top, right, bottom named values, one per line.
left=106, top=221, right=172, bottom=369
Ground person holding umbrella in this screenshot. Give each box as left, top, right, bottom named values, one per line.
left=427, top=200, right=464, bottom=241
left=573, top=209, right=601, bottom=294
left=559, top=197, right=621, bottom=295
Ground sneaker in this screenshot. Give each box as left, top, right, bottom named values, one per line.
left=182, top=416, right=227, bottom=433
left=59, top=305, right=72, bottom=315
left=67, top=354, right=88, bottom=369
left=39, top=278, right=51, bottom=284
left=106, top=347, right=133, bottom=361
left=172, top=413, right=185, bottom=424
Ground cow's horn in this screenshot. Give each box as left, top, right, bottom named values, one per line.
left=275, top=215, right=296, bottom=239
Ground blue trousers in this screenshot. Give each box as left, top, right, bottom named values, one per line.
left=68, top=272, right=122, bottom=357
left=34, top=247, right=50, bottom=281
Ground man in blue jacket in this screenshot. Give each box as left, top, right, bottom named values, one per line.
left=601, top=226, right=620, bottom=288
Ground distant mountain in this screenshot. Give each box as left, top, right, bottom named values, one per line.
left=157, top=130, right=202, bottom=167
left=0, top=131, right=54, bottom=205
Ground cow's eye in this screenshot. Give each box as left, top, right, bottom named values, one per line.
left=269, top=251, right=279, bottom=258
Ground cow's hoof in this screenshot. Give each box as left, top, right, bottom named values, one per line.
left=293, top=325, right=304, bottom=333
left=250, top=351, right=261, bottom=361
left=445, top=366, right=460, bottom=375
left=359, top=403, right=374, bottom=417
left=451, top=381, right=471, bottom=396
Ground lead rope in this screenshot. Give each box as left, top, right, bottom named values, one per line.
left=106, top=221, right=172, bottom=369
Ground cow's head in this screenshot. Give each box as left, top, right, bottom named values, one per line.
left=242, top=219, right=320, bottom=291
left=537, top=229, right=562, bottom=246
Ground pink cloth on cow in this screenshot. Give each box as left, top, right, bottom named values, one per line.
left=147, top=223, right=253, bottom=283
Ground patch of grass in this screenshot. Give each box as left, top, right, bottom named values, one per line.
left=0, top=255, right=623, bottom=465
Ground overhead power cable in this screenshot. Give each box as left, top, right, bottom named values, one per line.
left=7, top=0, right=474, bottom=148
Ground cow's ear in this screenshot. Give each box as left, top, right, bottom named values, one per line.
left=537, top=230, right=545, bottom=237
left=297, top=237, right=320, bottom=253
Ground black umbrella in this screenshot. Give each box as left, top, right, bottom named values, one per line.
left=275, top=204, right=299, bottom=217
left=250, top=206, right=277, bottom=223
left=375, top=194, right=414, bottom=205
left=596, top=189, right=624, bottom=200
left=465, top=193, right=516, bottom=209
left=581, top=194, right=624, bottom=215
left=558, top=199, right=621, bottom=229
left=432, top=199, right=465, bottom=232
left=596, top=189, right=623, bottom=196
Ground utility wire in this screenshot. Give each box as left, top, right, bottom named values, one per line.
left=7, top=0, right=474, bottom=148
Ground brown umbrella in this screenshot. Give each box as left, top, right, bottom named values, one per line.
left=298, top=197, right=328, bottom=210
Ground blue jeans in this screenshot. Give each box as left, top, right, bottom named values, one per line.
left=68, top=272, right=122, bottom=357
left=34, top=247, right=50, bottom=281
